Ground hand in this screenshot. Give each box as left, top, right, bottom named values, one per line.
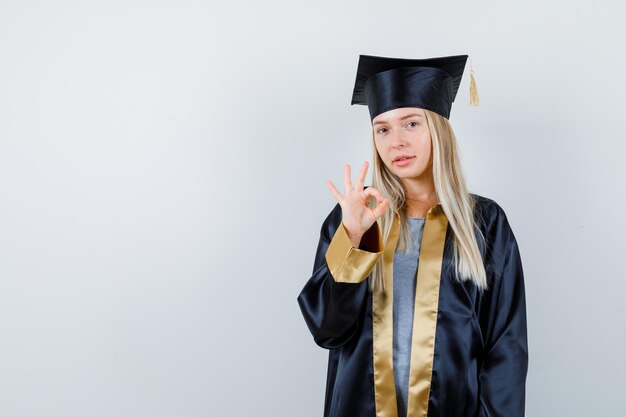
left=326, top=161, right=389, bottom=247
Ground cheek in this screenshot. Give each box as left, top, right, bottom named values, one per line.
left=374, top=142, right=387, bottom=160
left=415, top=133, right=432, bottom=154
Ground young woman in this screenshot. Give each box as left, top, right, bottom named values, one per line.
left=297, top=54, right=528, bottom=417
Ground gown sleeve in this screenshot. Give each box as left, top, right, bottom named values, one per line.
left=297, top=203, right=383, bottom=349
left=478, top=205, right=529, bottom=417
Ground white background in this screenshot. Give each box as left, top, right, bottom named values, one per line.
left=1, top=0, right=625, bottom=416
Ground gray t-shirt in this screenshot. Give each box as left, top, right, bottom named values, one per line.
left=393, top=217, right=425, bottom=417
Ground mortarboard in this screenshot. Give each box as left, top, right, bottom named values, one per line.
left=351, top=54, right=479, bottom=121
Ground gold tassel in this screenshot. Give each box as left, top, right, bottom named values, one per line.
left=469, top=56, right=480, bottom=106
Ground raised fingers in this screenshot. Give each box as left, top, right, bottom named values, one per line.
left=354, top=161, right=368, bottom=191
left=344, top=164, right=353, bottom=192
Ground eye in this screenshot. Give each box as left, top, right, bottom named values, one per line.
left=407, top=121, right=419, bottom=128
left=377, top=127, right=388, bottom=135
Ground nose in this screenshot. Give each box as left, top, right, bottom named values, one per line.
left=390, top=128, right=409, bottom=149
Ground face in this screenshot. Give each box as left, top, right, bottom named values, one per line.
left=372, top=107, right=432, bottom=181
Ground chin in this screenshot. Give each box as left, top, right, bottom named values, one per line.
left=394, top=168, right=426, bottom=179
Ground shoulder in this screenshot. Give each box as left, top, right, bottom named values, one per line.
left=469, top=192, right=513, bottom=237
left=470, top=192, right=517, bottom=247
left=469, top=193, right=520, bottom=271
left=470, top=192, right=499, bottom=220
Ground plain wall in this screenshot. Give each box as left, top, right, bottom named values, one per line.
left=1, top=0, right=625, bottom=416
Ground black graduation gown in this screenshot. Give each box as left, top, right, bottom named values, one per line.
left=297, top=193, right=528, bottom=417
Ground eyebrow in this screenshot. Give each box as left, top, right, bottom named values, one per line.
left=373, top=113, right=424, bottom=126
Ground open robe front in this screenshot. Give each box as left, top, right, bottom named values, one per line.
left=297, top=193, right=528, bottom=417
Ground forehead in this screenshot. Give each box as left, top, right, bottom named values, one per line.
left=372, top=107, right=425, bottom=125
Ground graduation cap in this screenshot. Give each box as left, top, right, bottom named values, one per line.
left=351, top=54, right=479, bottom=121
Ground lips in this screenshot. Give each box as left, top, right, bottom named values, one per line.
left=392, top=155, right=415, bottom=162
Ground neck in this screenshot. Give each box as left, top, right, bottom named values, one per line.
left=401, top=173, right=439, bottom=217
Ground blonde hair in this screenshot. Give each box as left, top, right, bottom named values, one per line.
left=369, top=109, right=488, bottom=293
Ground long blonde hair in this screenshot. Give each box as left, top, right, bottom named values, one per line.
left=369, top=109, right=488, bottom=293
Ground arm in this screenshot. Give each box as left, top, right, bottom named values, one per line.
left=478, top=207, right=529, bottom=417
left=296, top=203, right=383, bottom=349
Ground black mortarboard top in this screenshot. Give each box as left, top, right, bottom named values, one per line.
left=351, top=54, right=479, bottom=121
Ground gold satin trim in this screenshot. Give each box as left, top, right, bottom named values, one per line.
left=407, top=205, right=448, bottom=417
left=325, top=221, right=383, bottom=283
left=372, top=205, right=448, bottom=417
left=373, top=210, right=401, bottom=417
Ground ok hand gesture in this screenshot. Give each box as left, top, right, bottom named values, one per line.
left=326, top=161, right=389, bottom=248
